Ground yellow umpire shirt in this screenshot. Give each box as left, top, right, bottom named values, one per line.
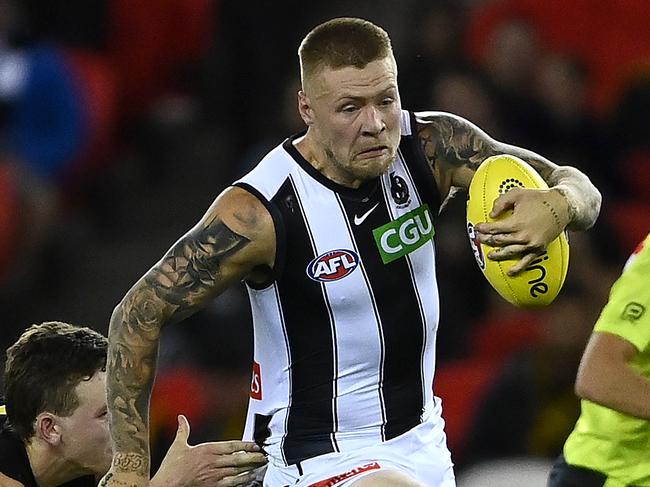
left=564, top=233, right=650, bottom=486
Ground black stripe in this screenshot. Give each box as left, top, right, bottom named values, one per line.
left=339, top=181, right=424, bottom=441
left=401, top=111, right=442, bottom=214
left=395, top=153, right=432, bottom=403
left=271, top=179, right=336, bottom=464
left=253, top=413, right=272, bottom=451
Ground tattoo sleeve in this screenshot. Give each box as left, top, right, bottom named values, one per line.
left=106, top=216, right=251, bottom=476
left=416, top=111, right=602, bottom=230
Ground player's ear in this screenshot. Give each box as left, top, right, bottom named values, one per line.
left=298, top=90, right=314, bottom=126
left=34, top=412, right=62, bottom=446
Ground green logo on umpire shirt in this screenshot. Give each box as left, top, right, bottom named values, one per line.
left=372, top=205, right=434, bottom=264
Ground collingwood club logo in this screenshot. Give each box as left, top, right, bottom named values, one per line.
left=390, top=172, right=410, bottom=207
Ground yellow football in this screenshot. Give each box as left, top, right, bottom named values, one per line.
left=466, top=154, right=570, bottom=308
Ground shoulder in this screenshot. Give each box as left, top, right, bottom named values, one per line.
left=413, top=110, right=468, bottom=125
left=0, top=426, right=31, bottom=487
left=0, top=421, right=23, bottom=462
left=193, top=185, right=276, bottom=270
left=413, top=111, right=487, bottom=140
left=0, top=472, right=25, bottom=487
left=212, top=186, right=275, bottom=242
left=612, top=234, right=650, bottom=297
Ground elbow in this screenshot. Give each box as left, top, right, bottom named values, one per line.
left=574, top=368, right=604, bottom=403
left=590, top=186, right=603, bottom=226
left=583, top=176, right=602, bottom=230
left=574, top=375, right=590, bottom=400
left=108, top=301, right=127, bottom=334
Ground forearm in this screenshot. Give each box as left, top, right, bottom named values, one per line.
left=576, top=361, right=650, bottom=419
left=498, top=144, right=602, bottom=231
left=106, top=286, right=166, bottom=479
left=415, top=113, right=602, bottom=230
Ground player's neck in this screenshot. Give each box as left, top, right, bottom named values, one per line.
left=26, top=440, right=85, bottom=487
left=294, top=132, right=365, bottom=189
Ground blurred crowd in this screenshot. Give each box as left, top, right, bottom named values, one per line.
left=1, top=0, right=649, bottom=481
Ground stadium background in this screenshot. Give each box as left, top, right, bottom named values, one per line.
left=1, top=0, right=649, bottom=484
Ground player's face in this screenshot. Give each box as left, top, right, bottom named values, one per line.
left=57, top=371, right=112, bottom=475
left=304, top=56, right=402, bottom=185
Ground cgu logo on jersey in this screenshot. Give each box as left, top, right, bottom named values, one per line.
left=306, top=249, right=359, bottom=282
left=372, top=204, right=434, bottom=264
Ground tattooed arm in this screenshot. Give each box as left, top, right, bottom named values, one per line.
left=101, top=187, right=275, bottom=486
left=416, top=111, right=601, bottom=272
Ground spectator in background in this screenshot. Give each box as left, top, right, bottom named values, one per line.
left=478, top=18, right=551, bottom=151
left=428, top=67, right=502, bottom=138
left=532, top=53, right=617, bottom=200
left=0, top=0, right=83, bottom=288
left=398, top=2, right=467, bottom=110
left=0, top=0, right=85, bottom=181
left=548, top=233, right=650, bottom=486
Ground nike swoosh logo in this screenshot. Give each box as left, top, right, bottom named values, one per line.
left=354, top=202, right=380, bottom=225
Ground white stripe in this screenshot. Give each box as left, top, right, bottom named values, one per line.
left=274, top=284, right=292, bottom=466
left=400, top=109, right=412, bottom=136
left=334, top=193, right=388, bottom=441
left=397, top=149, right=433, bottom=408
left=242, top=282, right=292, bottom=466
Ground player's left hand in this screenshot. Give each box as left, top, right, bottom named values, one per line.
left=151, top=414, right=268, bottom=487
left=474, top=187, right=570, bottom=275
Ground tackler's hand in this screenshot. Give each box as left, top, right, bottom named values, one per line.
left=152, top=415, right=268, bottom=487
left=474, top=187, right=570, bottom=275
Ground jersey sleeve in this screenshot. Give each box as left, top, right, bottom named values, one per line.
left=593, top=234, right=650, bottom=352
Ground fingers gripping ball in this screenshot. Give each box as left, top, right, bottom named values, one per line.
left=466, top=154, right=570, bottom=307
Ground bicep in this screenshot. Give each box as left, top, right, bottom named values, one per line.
left=121, top=186, right=275, bottom=325
left=576, top=332, right=637, bottom=391
left=415, top=111, right=562, bottom=196
left=415, top=111, right=500, bottom=198
left=581, top=332, right=637, bottom=367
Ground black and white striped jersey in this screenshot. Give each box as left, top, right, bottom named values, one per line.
left=236, top=110, right=443, bottom=467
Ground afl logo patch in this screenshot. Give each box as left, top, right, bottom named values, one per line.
left=306, top=249, right=359, bottom=282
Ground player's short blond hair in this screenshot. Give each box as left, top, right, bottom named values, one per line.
left=299, top=17, right=394, bottom=90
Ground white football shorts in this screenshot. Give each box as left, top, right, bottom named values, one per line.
left=263, top=399, right=456, bottom=487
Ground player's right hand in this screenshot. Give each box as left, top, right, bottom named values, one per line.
left=151, top=414, right=268, bottom=487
